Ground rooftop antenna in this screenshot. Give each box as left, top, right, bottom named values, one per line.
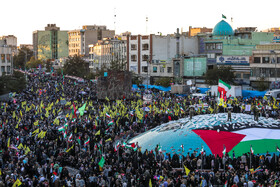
left=146, top=16, right=148, bottom=34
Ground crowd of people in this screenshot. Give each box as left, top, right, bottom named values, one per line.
left=0, top=72, right=280, bottom=187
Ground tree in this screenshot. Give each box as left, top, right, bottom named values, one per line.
left=63, top=55, right=89, bottom=77
left=205, top=66, right=235, bottom=85
left=0, top=71, right=26, bottom=95
left=154, top=77, right=172, bottom=87
left=13, top=47, right=33, bottom=69
left=257, top=77, right=269, bottom=91
left=26, top=56, right=43, bottom=69
left=45, top=59, right=52, bottom=72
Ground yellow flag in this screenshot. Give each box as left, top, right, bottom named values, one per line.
left=149, top=179, right=152, bottom=187
left=34, top=121, right=39, bottom=126
left=18, top=143, right=24, bottom=149
left=54, top=118, right=59, bottom=125
left=12, top=111, right=15, bottom=118
left=7, top=138, right=10, bottom=148
left=66, top=144, right=74, bottom=153
left=0, top=168, right=1, bottom=176
left=32, top=128, right=40, bottom=135
left=25, top=147, right=31, bottom=155
left=55, top=99, right=59, bottom=104
left=66, top=113, right=69, bottom=118
left=12, top=179, right=22, bottom=187
left=95, top=130, right=100, bottom=136
left=184, top=165, right=190, bottom=176
left=20, top=110, right=23, bottom=117
left=105, top=138, right=112, bottom=142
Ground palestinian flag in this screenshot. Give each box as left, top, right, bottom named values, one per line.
left=218, top=79, right=231, bottom=99
left=84, top=138, right=90, bottom=146
left=76, top=136, right=81, bottom=145
left=108, top=120, right=114, bottom=126
left=125, top=142, right=138, bottom=151
left=63, top=131, right=67, bottom=138
left=193, top=114, right=280, bottom=157
left=129, top=111, right=134, bottom=116
left=58, top=126, right=65, bottom=132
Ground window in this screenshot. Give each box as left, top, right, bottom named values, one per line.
left=153, top=66, right=157, bottom=73
left=6, top=54, right=10, bottom=62
left=243, top=74, right=250, bottom=79
left=160, top=67, right=164, bottom=73
left=142, top=55, right=149, bottom=61
left=167, top=67, right=172, bottom=73
left=131, top=55, right=137, bottom=62
left=1, top=66, right=5, bottom=72
left=262, top=57, right=270, bottom=63
left=1, top=54, right=4, bottom=62
left=277, top=57, right=280, bottom=63
left=7, top=66, right=10, bottom=73
left=131, top=44, right=137, bottom=50
left=254, top=57, right=261, bottom=63
left=216, top=43, right=222, bottom=50
left=207, top=53, right=215, bottom=58
left=142, top=44, right=149, bottom=50
left=235, top=73, right=241, bottom=78
left=142, top=66, right=148, bottom=72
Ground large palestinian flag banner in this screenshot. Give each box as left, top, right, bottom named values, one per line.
left=193, top=116, right=280, bottom=157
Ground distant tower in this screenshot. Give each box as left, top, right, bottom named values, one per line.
left=176, top=28, right=180, bottom=58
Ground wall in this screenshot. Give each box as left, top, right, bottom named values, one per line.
left=183, top=57, right=207, bottom=77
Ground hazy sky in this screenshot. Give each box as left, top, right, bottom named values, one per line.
left=2, top=0, right=280, bottom=45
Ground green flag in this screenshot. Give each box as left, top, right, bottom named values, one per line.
left=98, top=156, right=105, bottom=168
left=78, top=103, right=87, bottom=116
left=222, top=14, right=227, bottom=19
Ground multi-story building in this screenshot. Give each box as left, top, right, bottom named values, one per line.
left=88, top=38, right=127, bottom=72
left=201, top=20, right=274, bottom=84
left=262, top=28, right=280, bottom=43
left=250, top=43, right=280, bottom=87
left=0, top=39, right=12, bottom=76
left=33, top=24, right=69, bottom=60
left=68, top=25, right=115, bottom=57
left=126, top=33, right=198, bottom=84
left=188, top=26, right=212, bottom=37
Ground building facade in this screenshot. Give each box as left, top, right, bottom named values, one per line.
left=202, top=20, right=274, bottom=84
left=33, top=24, right=69, bottom=60
left=88, top=38, right=127, bottom=72
left=68, top=25, right=115, bottom=57
left=0, top=39, right=12, bottom=76
left=188, top=26, right=212, bottom=37
left=250, top=44, right=280, bottom=87
left=126, top=34, right=198, bottom=84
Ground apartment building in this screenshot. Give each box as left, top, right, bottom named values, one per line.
left=68, top=25, right=115, bottom=57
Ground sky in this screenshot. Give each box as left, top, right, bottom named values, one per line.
left=2, top=0, right=280, bottom=45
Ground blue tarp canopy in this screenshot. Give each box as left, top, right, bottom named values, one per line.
left=242, top=90, right=266, bottom=99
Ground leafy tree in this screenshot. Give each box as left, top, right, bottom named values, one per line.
left=257, top=77, right=269, bottom=91
left=205, top=66, right=235, bottom=85
left=45, top=59, right=52, bottom=72
left=0, top=71, right=26, bottom=95
left=63, top=55, right=89, bottom=77
left=154, top=77, right=172, bottom=87
left=132, top=74, right=143, bottom=86
left=26, top=56, right=43, bottom=69
left=13, top=47, right=33, bottom=69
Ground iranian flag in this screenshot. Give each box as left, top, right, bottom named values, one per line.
left=250, top=145, right=254, bottom=154
left=58, top=126, right=65, bottom=132
left=277, top=146, right=280, bottom=152
left=106, top=113, right=111, bottom=119
left=181, top=144, right=184, bottom=152
left=114, top=142, right=121, bottom=152
left=108, top=120, right=114, bottom=126
left=200, top=145, right=204, bottom=155
left=223, top=145, right=226, bottom=156
left=218, top=79, right=231, bottom=98
left=84, top=138, right=90, bottom=146
left=68, top=133, right=73, bottom=143
left=72, top=103, right=77, bottom=119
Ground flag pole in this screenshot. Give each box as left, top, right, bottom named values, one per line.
left=250, top=145, right=252, bottom=169
left=201, top=143, right=203, bottom=171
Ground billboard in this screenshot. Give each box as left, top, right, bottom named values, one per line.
left=216, top=56, right=249, bottom=65
left=183, top=57, right=207, bottom=77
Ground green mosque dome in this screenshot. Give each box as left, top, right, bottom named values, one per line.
left=212, top=20, right=234, bottom=36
